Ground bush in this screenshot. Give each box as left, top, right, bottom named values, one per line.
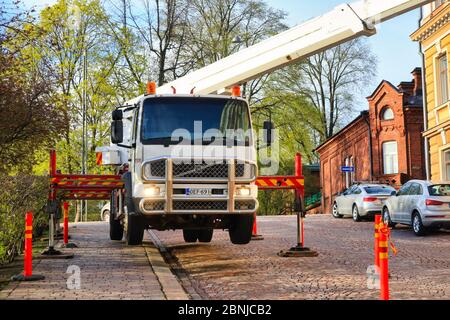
left=0, top=175, right=48, bottom=265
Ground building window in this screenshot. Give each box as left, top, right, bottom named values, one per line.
left=433, top=0, right=446, bottom=10
left=381, top=108, right=394, bottom=120
left=443, top=149, right=450, bottom=180
left=437, top=53, right=449, bottom=105
left=383, top=141, right=398, bottom=175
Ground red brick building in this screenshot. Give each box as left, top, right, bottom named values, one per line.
left=316, top=68, right=426, bottom=214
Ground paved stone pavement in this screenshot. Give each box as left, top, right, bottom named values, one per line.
left=153, top=215, right=450, bottom=300
left=0, top=222, right=188, bottom=300
left=2, top=216, right=448, bottom=300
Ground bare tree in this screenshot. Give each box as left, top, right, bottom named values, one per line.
left=299, top=39, right=377, bottom=140
left=128, top=0, right=189, bottom=85
left=181, top=0, right=286, bottom=103
left=268, top=39, right=377, bottom=142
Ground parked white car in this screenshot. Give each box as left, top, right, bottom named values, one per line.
left=382, top=180, right=450, bottom=236
left=101, top=202, right=111, bottom=222
left=332, top=184, right=396, bottom=222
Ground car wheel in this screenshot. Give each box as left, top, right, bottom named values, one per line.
left=412, top=211, right=426, bottom=237
left=332, top=203, right=343, bottom=219
left=198, top=229, right=214, bottom=243
left=352, top=205, right=361, bottom=222
left=103, top=210, right=110, bottom=222
left=382, top=207, right=396, bottom=228
left=183, top=229, right=198, bottom=243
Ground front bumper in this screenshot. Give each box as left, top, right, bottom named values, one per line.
left=136, top=159, right=259, bottom=216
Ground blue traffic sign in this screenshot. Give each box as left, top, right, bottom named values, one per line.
left=341, top=166, right=355, bottom=173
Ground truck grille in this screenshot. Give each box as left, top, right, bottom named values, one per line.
left=147, top=160, right=246, bottom=179
left=173, top=201, right=228, bottom=211
left=235, top=200, right=257, bottom=211
left=143, top=200, right=165, bottom=211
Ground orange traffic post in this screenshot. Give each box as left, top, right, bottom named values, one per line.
left=379, top=222, right=390, bottom=300
left=64, top=202, right=69, bottom=244
left=12, top=212, right=45, bottom=282
left=374, top=215, right=381, bottom=268
left=62, top=202, right=78, bottom=249
left=251, top=212, right=264, bottom=241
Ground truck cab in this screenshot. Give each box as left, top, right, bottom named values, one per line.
left=100, top=92, right=260, bottom=246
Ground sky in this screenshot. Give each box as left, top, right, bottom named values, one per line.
left=21, top=0, right=423, bottom=111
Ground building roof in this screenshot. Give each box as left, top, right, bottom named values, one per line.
left=315, top=111, right=369, bottom=153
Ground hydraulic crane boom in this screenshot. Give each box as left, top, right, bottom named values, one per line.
left=127, top=0, right=431, bottom=100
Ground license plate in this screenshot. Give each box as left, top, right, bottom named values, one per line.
left=186, top=188, right=212, bottom=196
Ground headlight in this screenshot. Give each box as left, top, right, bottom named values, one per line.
left=144, top=186, right=161, bottom=197
left=236, top=187, right=251, bottom=197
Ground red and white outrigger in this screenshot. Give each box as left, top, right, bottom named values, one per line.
left=45, top=0, right=433, bottom=254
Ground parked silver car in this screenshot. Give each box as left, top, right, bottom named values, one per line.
left=101, top=202, right=111, bottom=222
left=332, top=184, right=396, bottom=222
left=382, top=180, right=450, bottom=236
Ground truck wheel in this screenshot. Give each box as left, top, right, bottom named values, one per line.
left=110, top=192, right=123, bottom=241
left=126, top=214, right=145, bottom=246
left=183, top=229, right=198, bottom=243
left=198, top=229, right=214, bottom=243
left=229, top=214, right=254, bottom=245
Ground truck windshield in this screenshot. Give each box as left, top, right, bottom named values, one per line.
left=141, top=97, right=252, bottom=145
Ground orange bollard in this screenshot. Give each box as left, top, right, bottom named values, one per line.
left=251, top=212, right=264, bottom=241
left=12, top=212, right=44, bottom=282
left=61, top=202, right=78, bottom=249
left=374, top=215, right=381, bottom=268
left=64, top=202, right=69, bottom=245
left=379, top=222, right=390, bottom=300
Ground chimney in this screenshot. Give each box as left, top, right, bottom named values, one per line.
left=397, top=81, right=414, bottom=95
left=412, top=67, right=422, bottom=96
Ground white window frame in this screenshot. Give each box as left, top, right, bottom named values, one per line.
left=440, top=147, right=450, bottom=181
left=381, top=107, right=394, bottom=121
left=382, top=141, right=399, bottom=175
left=435, top=52, right=449, bottom=107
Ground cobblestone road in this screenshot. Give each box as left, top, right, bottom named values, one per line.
left=0, top=222, right=187, bottom=300
left=154, top=215, right=450, bottom=300
left=1, top=215, right=448, bottom=300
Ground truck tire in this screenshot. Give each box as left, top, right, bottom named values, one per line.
left=229, top=214, right=254, bottom=245
left=183, top=229, right=198, bottom=243
left=121, top=172, right=145, bottom=246
left=110, top=191, right=124, bottom=241
left=126, top=214, right=145, bottom=246
left=198, top=229, right=214, bottom=243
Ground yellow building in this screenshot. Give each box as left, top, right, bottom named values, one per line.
left=412, top=0, right=450, bottom=181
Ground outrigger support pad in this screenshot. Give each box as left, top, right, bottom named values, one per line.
left=11, top=274, right=45, bottom=282
left=278, top=195, right=318, bottom=258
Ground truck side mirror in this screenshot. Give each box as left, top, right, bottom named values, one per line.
left=112, top=109, right=123, bottom=121
left=391, top=190, right=397, bottom=197
left=263, top=120, right=275, bottom=147
left=111, top=120, right=123, bottom=144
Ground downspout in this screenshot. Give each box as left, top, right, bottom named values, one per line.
left=419, top=8, right=431, bottom=180
left=363, top=111, right=374, bottom=182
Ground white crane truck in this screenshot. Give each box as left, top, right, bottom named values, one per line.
left=96, top=0, right=433, bottom=246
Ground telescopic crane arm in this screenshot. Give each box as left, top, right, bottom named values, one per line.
left=125, top=0, right=433, bottom=104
